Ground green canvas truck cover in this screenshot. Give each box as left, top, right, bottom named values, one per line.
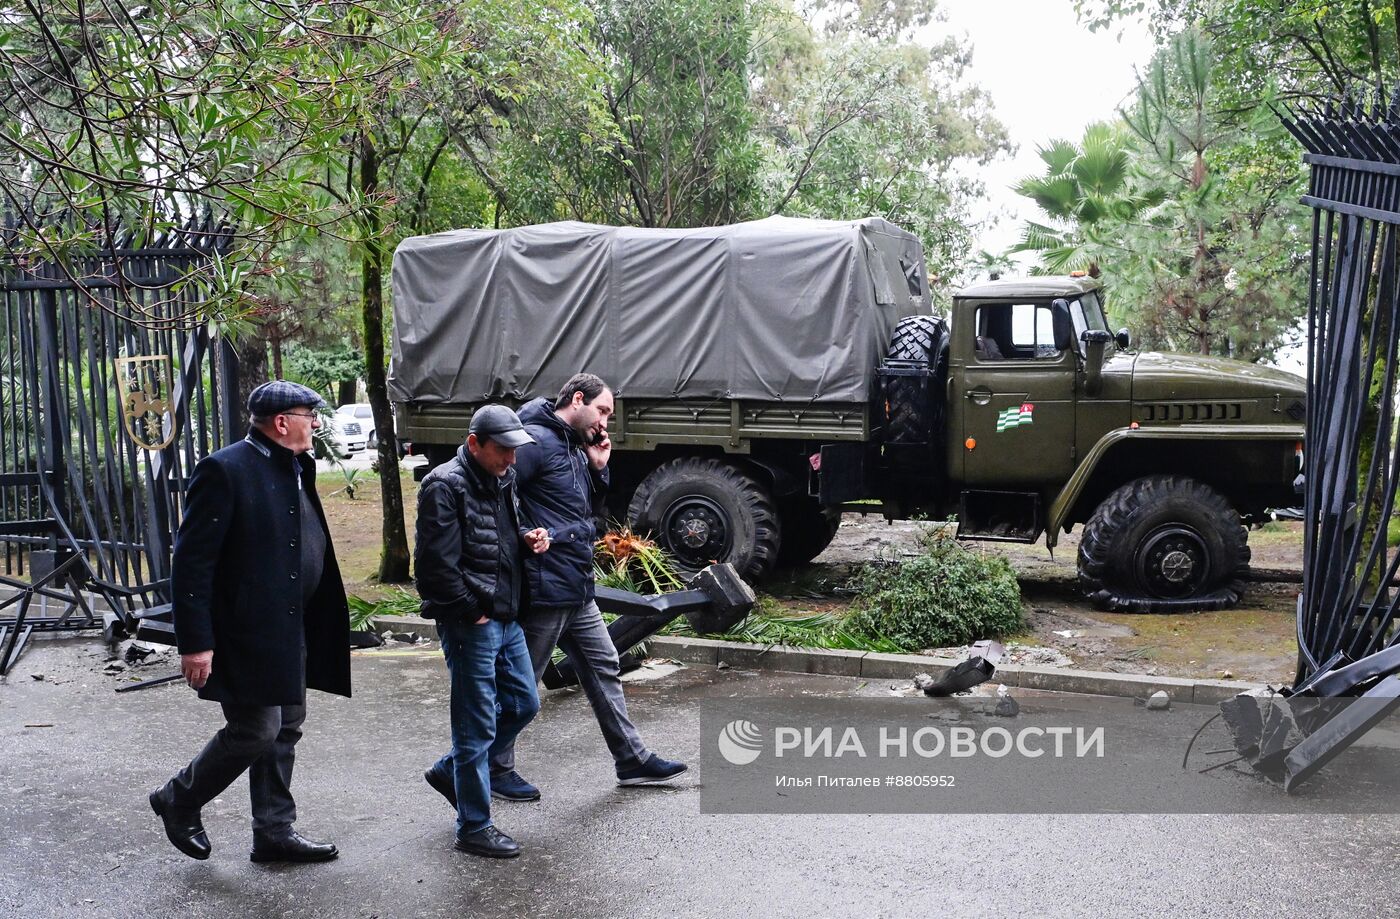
left=388, top=216, right=931, bottom=405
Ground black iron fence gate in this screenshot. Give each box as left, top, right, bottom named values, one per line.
left=0, top=216, right=240, bottom=670
left=1216, top=96, right=1400, bottom=790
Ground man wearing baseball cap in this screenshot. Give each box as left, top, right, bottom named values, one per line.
left=150, top=380, right=350, bottom=865
left=415, top=404, right=551, bottom=858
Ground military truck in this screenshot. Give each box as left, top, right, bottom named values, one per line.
left=389, top=217, right=1305, bottom=612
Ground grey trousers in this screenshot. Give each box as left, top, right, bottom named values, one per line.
left=490, top=600, right=649, bottom=776
left=163, top=702, right=305, bottom=840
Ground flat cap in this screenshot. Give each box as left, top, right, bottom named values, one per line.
left=468, top=404, right=534, bottom=449
left=247, top=380, right=326, bottom=416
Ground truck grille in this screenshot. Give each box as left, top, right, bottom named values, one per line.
left=1136, top=401, right=1244, bottom=423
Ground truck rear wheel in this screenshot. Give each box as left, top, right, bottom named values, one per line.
left=628, top=458, right=780, bottom=581
left=775, top=496, right=842, bottom=567
left=1078, top=475, right=1250, bottom=613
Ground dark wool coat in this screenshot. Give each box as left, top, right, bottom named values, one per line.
left=170, top=428, right=352, bottom=706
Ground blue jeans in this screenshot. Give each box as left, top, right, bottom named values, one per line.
left=490, top=600, right=649, bottom=776
left=429, top=617, right=540, bottom=836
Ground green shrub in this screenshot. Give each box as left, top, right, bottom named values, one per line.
left=845, top=530, right=1023, bottom=651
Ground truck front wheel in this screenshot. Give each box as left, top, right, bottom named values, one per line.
left=628, top=458, right=781, bottom=581
left=1077, top=475, right=1250, bottom=613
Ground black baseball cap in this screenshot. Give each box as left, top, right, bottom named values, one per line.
left=468, top=404, right=534, bottom=448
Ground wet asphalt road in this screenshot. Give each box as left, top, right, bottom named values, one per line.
left=3, top=640, right=1399, bottom=919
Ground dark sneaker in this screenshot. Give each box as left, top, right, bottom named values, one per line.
left=455, top=825, right=521, bottom=859
left=490, top=770, right=540, bottom=802
left=424, top=768, right=457, bottom=809
left=616, top=754, right=688, bottom=786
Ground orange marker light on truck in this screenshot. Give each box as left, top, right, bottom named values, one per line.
left=965, top=437, right=976, bottom=450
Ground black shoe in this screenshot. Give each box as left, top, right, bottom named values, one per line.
left=250, top=830, right=339, bottom=864
left=149, top=788, right=211, bottom=861
left=454, top=825, right=521, bottom=859
left=425, top=768, right=457, bottom=809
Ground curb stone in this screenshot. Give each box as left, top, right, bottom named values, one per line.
left=370, top=618, right=1265, bottom=705
left=643, top=636, right=1264, bottom=705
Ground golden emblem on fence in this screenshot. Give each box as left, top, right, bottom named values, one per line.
left=114, top=355, right=177, bottom=451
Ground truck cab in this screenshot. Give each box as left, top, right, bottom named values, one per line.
left=922, top=275, right=1304, bottom=610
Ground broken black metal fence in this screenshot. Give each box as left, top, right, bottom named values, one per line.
left=0, top=214, right=239, bottom=672
left=1217, top=95, right=1400, bottom=789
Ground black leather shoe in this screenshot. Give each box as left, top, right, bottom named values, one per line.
left=425, top=768, right=457, bottom=809
left=149, top=788, right=211, bottom=861
left=250, top=830, right=339, bottom=863
left=454, top=825, right=521, bottom=859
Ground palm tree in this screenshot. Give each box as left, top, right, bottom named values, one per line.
left=1012, top=121, right=1164, bottom=275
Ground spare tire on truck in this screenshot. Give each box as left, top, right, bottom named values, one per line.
left=884, top=315, right=949, bottom=445
left=628, top=458, right=781, bottom=582
left=1077, top=475, right=1251, bottom=613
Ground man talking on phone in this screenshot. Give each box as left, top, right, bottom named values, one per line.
left=484, top=373, right=687, bottom=800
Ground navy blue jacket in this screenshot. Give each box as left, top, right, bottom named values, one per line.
left=515, top=398, right=609, bottom=610
left=170, top=428, right=351, bottom=706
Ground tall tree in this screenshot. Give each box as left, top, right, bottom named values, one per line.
left=486, top=0, right=763, bottom=227
left=1115, top=29, right=1307, bottom=358
left=1076, top=0, right=1400, bottom=101
left=755, top=0, right=1010, bottom=288
left=303, top=0, right=596, bottom=583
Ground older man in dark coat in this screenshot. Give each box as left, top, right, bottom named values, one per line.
left=149, top=380, right=351, bottom=864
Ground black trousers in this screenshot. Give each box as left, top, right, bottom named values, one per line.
left=163, top=703, right=306, bottom=839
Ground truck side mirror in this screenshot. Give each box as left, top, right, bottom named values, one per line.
left=1115, top=328, right=1132, bottom=350
left=1051, top=298, right=1073, bottom=352
left=1081, top=329, right=1113, bottom=397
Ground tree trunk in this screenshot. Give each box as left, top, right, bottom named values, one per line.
left=233, top=336, right=269, bottom=439
left=359, top=130, right=411, bottom=583
left=270, top=334, right=284, bottom=379
left=337, top=379, right=356, bottom=406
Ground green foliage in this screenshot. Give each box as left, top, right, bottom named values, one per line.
left=285, top=343, right=364, bottom=403
left=1111, top=29, right=1308, bottom=359
left=334, top=465, right=363, bottom=500
left=1014, top=27, right=1308, bottom=361
left=755, top=0, right=1010, bottom=289
left=1011, top=121, right=1166, bottom=275
left=845, top=530, right=1023, bottom=651
left=347, top=589, right=419, bottom=631
left=489, top=0, right=763, bottom=227
left=1077, top=0, right=1399, bottom=101
left=663, top=603, right=904, bottom=652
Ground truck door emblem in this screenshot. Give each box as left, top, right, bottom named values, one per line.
left=996, top=403, right=1034, bottom=432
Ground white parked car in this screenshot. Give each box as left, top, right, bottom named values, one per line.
left=332, top=403, right=376, bottom=453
